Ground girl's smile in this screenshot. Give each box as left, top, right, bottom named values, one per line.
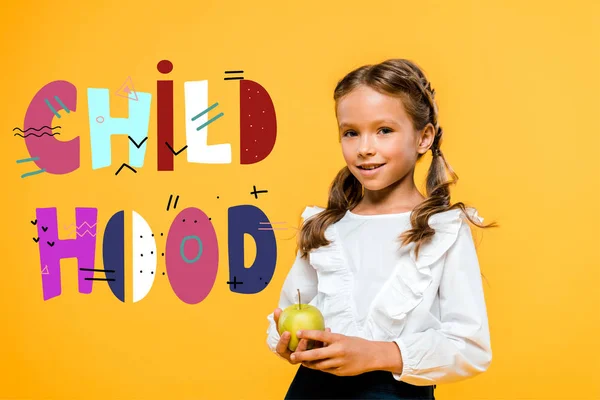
left=356, top=163, right=386, bottom=177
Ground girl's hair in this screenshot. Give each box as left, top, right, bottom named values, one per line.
left=297, top=58, right=498, bottom=260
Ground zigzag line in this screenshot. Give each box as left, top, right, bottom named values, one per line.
left=64, top=228, right=97, bottom=236
left=61, top=222, right=98, bottom=231
left=65, top=230, right=97, bottom=238
left=63, top=230, right=97, bottom=237
left=77, top=230, right=97, bottom=237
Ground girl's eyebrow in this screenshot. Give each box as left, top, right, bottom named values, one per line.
left=339, top=119, right=398, bottom=129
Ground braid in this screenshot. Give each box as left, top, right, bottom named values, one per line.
left=415, top=77, right=444, bottom=157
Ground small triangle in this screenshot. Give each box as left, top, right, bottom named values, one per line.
left=115, top=77, right=138, bottom=101
left=41, top=265, right=49, bottom=275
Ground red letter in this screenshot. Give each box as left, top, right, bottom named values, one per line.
left=157, top=60, right=174, bottom=171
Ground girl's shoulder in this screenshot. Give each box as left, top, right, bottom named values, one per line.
left=428, top=206, right=484, bottom=229
left=412, top=207, right=483, bottom=267
left=301, top=205, right=326, bottom=220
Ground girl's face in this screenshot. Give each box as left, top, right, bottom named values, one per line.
left=336, top=85, right=432, bottom=193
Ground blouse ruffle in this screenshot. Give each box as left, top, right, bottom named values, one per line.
left=300, top=205, right=484, bottom=341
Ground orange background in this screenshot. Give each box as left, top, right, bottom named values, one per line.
left=1, top=1, right=599, bottom=399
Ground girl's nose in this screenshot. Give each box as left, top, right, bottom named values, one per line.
left=357, top=135, right=376, bottom=157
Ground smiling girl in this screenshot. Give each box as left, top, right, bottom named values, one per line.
left=266, top=58, right=497, bottom=399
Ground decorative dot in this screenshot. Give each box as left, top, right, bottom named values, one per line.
left=250, top=124, right=253, bottom=127
left=254, top=140, right=257, bottom=142
left=140, top=270, right=143, bottom=273
left=249, top=114, right=251, bottom=117
left=209, top=218, right=212, bottom=221
left=246, top=149, right=248, bottom=151
left=265, top=281, right=269, bottom=285
left=96, top=116, right=105, bottom=124
left=151, top=271, right=154, bottom=274
left=262, top=110, right=265, bottom=113
left=152, top=234, right=154, bottom=237
left=248, top=88, right=250, bottom=91
left=260, top=277, right=262, bottom=280
left=217, top=196, right=219, bottom=199
left=151, top=251, right=154, bottom=254
left=261, top=127, right=264, bottom=129
left=256, top=91, right=259, bottom=93
left=161, top=233, right=164, bottom=236
left=140, top=235, right=143, bottom=238
left=157, top=60, right=173, bottom=74
left=141, top=254, right=143, bottom=257
left=249, top=97, right=251, bottom=99
left=162, top=272, right=165, bottom=275
left=162, top=253, right=164, bottom=256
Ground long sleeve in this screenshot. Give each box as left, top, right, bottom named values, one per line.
left=392, top=221, right=492, bottom=385
left=265, top=249, right=319, bottom=358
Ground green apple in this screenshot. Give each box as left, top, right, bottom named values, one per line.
left=278, top=289, right=325, bottom=352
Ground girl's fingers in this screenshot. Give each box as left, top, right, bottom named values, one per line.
left=276, top=332, right=292, bottom=359
left=274, top=318, right=329, bottom=362
left=295, top=338, right=309, bottom=353
left=289, top=339, right=309, bottom=365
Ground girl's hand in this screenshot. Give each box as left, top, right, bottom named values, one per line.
left=289, top=330, right=381, bottom=376
left=273, top=308, right=330, bottom=364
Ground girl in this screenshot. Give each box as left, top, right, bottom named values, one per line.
left=266, top=59, right=497, bottom=399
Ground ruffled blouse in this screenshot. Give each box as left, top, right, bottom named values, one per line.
left=266, top=205, right=492, bottom=385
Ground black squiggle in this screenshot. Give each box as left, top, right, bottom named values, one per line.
left=13, top=126, right=61, bottom=133
left=14, top=132, right=61, bottom=138
left=115, top=163, right=137, bottom=175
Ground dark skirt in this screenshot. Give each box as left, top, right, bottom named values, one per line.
left=284, top=365, right=435, bottom=400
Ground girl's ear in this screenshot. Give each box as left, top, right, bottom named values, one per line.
left=417, top=123, right=436, bottom=154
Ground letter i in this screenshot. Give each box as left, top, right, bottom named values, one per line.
left=157, top=60, right=174, bottom=171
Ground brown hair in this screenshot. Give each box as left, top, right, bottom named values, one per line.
left=297, top=58, right=498, bottom=260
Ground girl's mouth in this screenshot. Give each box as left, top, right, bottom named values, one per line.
left=357, top=164, right=384, bottom=170
left=357, top=164, right=385, bottom=176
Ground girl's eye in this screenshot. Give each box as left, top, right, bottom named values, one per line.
left=342, top=128, right=391, bottom=137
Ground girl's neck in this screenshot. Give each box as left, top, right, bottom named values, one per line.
left=353, top=179, right=425, bottom=215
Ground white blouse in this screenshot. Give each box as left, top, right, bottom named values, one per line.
left=265, top=205, right=492, bottom=386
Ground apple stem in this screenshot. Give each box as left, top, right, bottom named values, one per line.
left=297, top=289, right=301, bottom=310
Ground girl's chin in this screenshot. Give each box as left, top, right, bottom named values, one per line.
left=362, top=184, right=387, bottom=192
left=359, top=180, right=388, bottom=191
